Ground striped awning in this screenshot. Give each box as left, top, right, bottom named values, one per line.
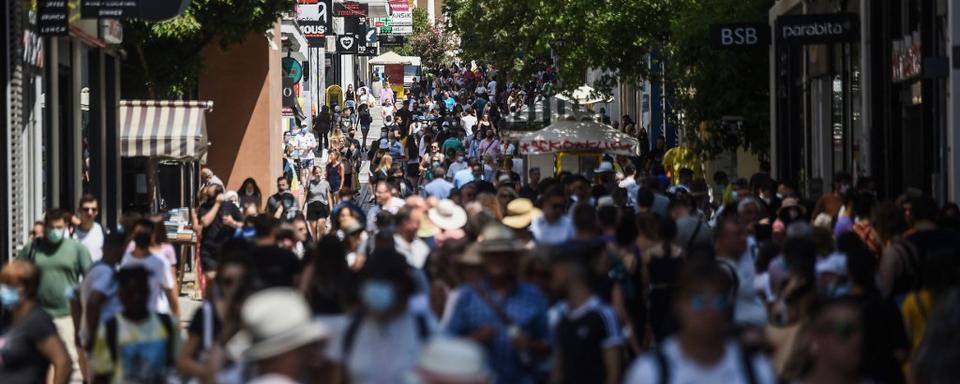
left=120, top=100, right=214, bottom=160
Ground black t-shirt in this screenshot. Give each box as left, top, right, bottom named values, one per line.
left=186, top=301, right=222, bottom=357
left=0, top=306, right=57, bottom=383
left=266, top=191, right=299, bottom=221
left=855, top=291, right=908, bottom=384
left=555, top=301, right=620, bottom=384
left=198, top=201, right=243, bottom=255
left=251, top=246, right=302, bottom=288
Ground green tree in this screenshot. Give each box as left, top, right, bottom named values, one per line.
left=122, top=0, right=295, bottom=98
left=393, top=9, right=457, bottom=69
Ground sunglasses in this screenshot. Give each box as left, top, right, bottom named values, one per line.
left=688, top=294, right=730, bottom=312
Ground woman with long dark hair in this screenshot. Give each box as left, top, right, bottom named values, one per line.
left=238, top=177, right=262, bottom=213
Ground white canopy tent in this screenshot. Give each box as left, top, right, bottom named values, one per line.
left=368, top=51, right=414, bottom=65
left=554, top=85, right=614, bottom=105
left=518, top=115, right=640, bottom=156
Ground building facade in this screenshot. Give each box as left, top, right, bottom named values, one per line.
left=770, top=0, right=960, bottom=202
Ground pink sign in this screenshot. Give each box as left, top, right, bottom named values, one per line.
left=388, top=0, right=409, bottom=12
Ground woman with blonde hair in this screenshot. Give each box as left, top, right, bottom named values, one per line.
left=329, top=127, right=345, bottom=154
left=373, top=154, right=392, bottom=183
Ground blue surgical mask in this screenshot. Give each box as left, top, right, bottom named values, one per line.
left=361, top=280, right=396, bottom=313
left=46, top=228, right=65, bottom=244
left=0, top=284, right=21, bottom=309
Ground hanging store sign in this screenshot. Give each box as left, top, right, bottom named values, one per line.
left=776, top=13, right=859, bottom=45
left=283, top=57, right=304, bottom=83
left=392, top=25, right=413, bottom=35
left=373, top=17, right=393, bottom=33
left=366, top=28, right=378, bottom=44
left=379, top=34, right=405, bottom=47
left=391, top=11, right=413, bottom=26
left=388, top=0, right=409, bottom=13
left=892, top=31, right=922, bottom=82
left=710, top=23, right=769, bottom=49
left=298, top=0, right=334, bottom=46
left=38, top=0, right=70, bottom=35
left=336, top=33, right=361, bottom=54
left=344, top=16, right=367, bottom=35
left=81, top=0, right=139, bottom=18
left=334, top=1, right=368, bottom=17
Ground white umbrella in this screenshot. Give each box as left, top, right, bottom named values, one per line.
left=555, top=85, right=613, bottom=105
left=518, top=115, right=639, bottom=156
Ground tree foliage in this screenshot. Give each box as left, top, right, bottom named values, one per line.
left=122, top=0, right=295, bottom=98
left=444, top=0, right=771, bottom=158
left=394, top=8, right=457, bottom=69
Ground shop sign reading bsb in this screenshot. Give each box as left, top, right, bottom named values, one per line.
left=710, top=23, right=769, bottom=49
left=776, top=13, right=859, bottom=45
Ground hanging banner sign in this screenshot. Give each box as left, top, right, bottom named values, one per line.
left=38, top=0, right=70, bottom=35
left=366, top=28, right=378, bottom=44
left=391, top=11, right=412, bottom=26
left=388, top=0, right=409, bottom=12
left=344, top=16, right=367, bottom=35
left=80, top=0, right=139, bottom=18
left=373, top=17, right=393, bottom=33
left=392, top=25, right=413, bottom=35
left=379, top=34, right=405, bottom=47
left=334, top=1, right=368, bottom=17
left=776, top=13, right=859, bottom=45
left=709, top=23, right=769, bottom=49
left=337, top=33, right=361, bottom=54
left=298, top=0, right=334, bottom=46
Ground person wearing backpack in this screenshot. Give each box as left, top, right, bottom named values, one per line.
left=78, top=233, right=126, bottom=380
left=89, top=266, right=179, bottom=384
left=329, top=249, right=436, bottom=384
left=624, top=261, right=775, bottom=384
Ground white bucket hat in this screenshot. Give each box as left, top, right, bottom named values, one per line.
left=240, top=288, right=329, bottom=361
left=412, top=337, right=489, bottom=383
left=428, top=199, right=468, bottom=230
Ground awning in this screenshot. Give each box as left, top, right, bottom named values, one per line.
left=518, top=115, right=639, bottom=156
left=120, top=100, right=214, bottom=160
left=368, top=51, right=413, bottom=65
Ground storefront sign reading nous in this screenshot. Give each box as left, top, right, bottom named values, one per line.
left=710, top=23, right=770, bottom=49
left=776, top=13, right=859, bottom=45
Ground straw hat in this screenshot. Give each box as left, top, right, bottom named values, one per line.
left=428, top=199, right=468, bottom=231
left=501, top=198, right=541, bottom=229
left=241, top=288, right=329, bottom=361
left=478, top=224, right=524, bottom=253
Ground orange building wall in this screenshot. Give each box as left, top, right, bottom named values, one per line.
left=199, top=24, right=284, bottom=197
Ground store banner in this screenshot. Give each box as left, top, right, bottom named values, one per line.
left=344, top=16, right=367, bottom=35
left=709, top=23, right=769, bottom=49
left=80, top=0, right=139, bottom=18
left=38, top=0, right=69, bottom=35
left=366, top=28, right=378, bottom=45
left=298, top=0, right=334, bottom=46
left=336, top=33, right=361, bottom=54
left=379, top=34, right=405, bottom=47
left=776, top=13, right=859, bottom=45
left=282, top=58, right=301, bottom=109
left=389, top=0, right=411, bottom=25
left=334, top=1, right=368, bottom=17
left=373, top=17, right=393, bottom=33
left=388, top=0, right=409, bottom=13
left=392, top=25, right=412, bottom=35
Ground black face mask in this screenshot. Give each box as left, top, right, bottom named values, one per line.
left=134, top=232, right=152, bottom=249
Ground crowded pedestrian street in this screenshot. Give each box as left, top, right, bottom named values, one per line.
left=4, top=0, right=960, bottom=383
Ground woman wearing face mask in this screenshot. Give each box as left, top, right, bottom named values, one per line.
left=0, top=260, right=72, bottom=384
left=120, top=219, right=181, bottom=320
left=330, top=250, right=435, bottom=384
left=238, top=178, right=262, bottom=212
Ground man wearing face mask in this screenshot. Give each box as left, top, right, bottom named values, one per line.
left=329, top=250, right=436, bottom=384
left=119, top=219, right=181, bottom=320
left=18, top=208, right=92, bottom=382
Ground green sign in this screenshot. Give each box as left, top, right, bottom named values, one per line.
left=282, top=57, right=303, bottom=83
left=373, top=17, right=392, bottom=33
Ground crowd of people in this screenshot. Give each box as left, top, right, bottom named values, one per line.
left=3, top=62, right=960, bottom=384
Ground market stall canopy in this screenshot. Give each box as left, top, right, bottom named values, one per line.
left=368, top=51, right=414, bottom=65
left=120, top=100, right=213, bottom=160
left=555, top=85, right=613, bottom=105
left=518, top=115, right=639, bottom=156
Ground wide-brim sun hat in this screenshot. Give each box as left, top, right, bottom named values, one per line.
left=428, top=199, right=468, bottom=231
left=502, top=198, right=541, bottom=229
left=241, top=288, right=329, bottom=361
left=413, top=337, right=489, bottom=383
left=478, top=223, right=525, bottom=253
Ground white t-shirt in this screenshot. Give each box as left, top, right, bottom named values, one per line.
left=74, top=222, right=105, bottom=262
left=327, top=311, right=435, bottom=384
left=461, top=115, right=478, bottom=136
left=394, top=234, right=430, bottom=269
left=530, top=215, right=574, bottom=245
left=120, top=252, right=174, bottom=314
left=624, top=337, right=776, bottom=384
left=296, top=132, right=317, bottom=160
left=78, top=262, right=122, bottom=344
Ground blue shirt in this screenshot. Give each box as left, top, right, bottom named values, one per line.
left=422, top=178, right=455, bottom=199
left=445, top=281, right=550, bottom=384
left=453, top=168, right=476, bottom=189
left=388, top=140, right=403, bottom=158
